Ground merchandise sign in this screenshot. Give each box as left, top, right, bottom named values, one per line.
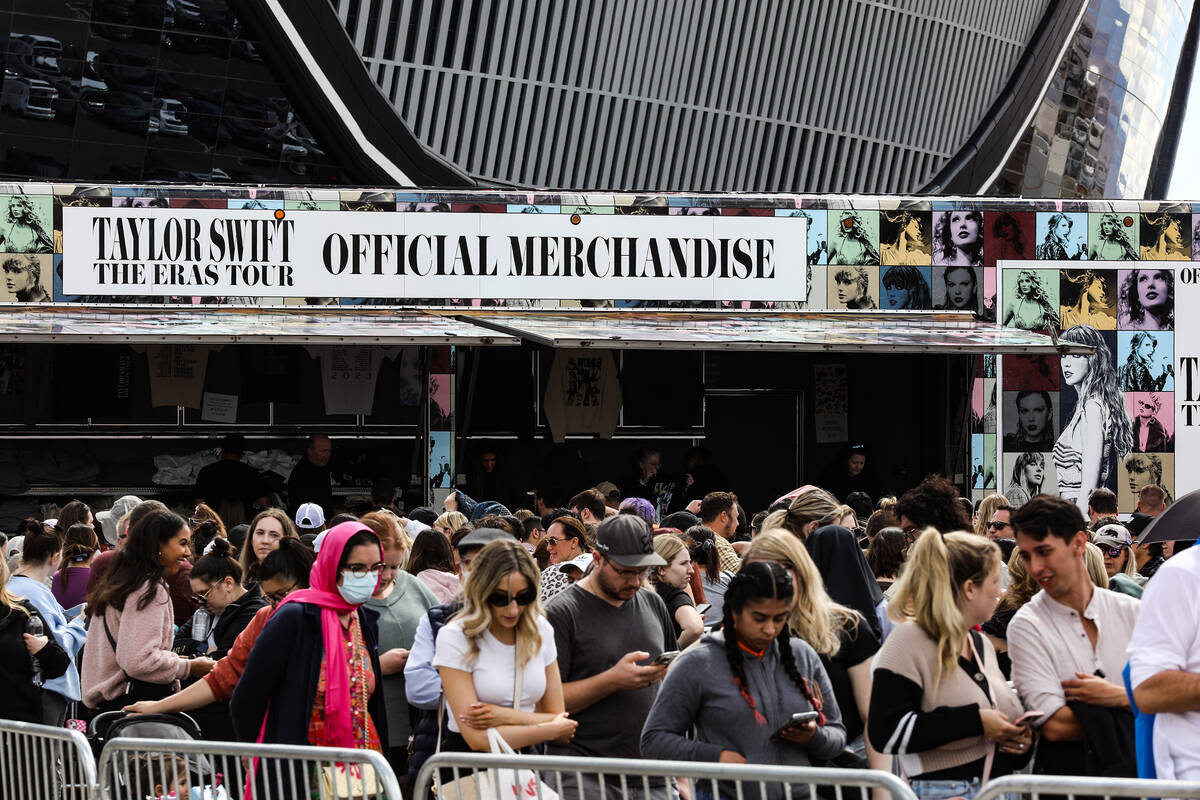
left=61, top=207, right=807, bottom=301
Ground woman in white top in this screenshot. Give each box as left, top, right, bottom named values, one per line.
left=434, top=539, right=577, bottom=751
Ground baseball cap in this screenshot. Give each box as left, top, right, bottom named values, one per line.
left=1125, top=512, right=1154, bottom=538
left=294, top=502, right=325, bottom=530
left=560, top=553, right=594, bottom=576
left=95, top=495, right=142, bottom=546
left=595, top=481, right=620, bottom=500
left=594, top=515, right=665, bottom=568
left=1094, top=523, right=1133, bottom=550
left=456, top=527, right=513, bottom=554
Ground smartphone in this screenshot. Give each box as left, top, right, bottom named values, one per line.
left=772, top=711, right=819, bottom=740
left=1014, top=710, right=1045, bottom=728
left=651, top=650, right=680, bottom=666
left=695, top=603, right=712, bottom=616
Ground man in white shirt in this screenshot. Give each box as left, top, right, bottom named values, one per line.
left=1007, top=495, right=1140, bottom=773
left=1128, top=543, right=1200, bottom=780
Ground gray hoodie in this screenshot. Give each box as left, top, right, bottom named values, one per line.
left=641, top=630, right=845, bottom=774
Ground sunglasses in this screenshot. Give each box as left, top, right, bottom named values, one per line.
left=191, top=583, right=218, bottom=605
left=486, top=588, right=538, bottom=607
left=988, top=521, right=1011, bottom=531
left=1102, top=546, right=1127, bottom=558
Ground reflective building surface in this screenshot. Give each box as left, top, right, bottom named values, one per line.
left=992, top=0, right=1197, bottom=198
left=0, top=0, right=353, bottom=183
left=0, top=0, right=1193, bottom=198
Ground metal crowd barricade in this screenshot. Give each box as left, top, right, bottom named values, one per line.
left=0, top=718, right=97, bottom=800
left=96, top=736, right=404, bottom=800
left=973, top=774, right=1200, bottom=800
left=417, top=752, right=919, bottom=800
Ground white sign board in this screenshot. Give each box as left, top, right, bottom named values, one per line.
left=62, top=207, right=807, bottom=301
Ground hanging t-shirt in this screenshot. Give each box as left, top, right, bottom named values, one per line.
left=304, top=345, right=397, bottom=415
left=131, top=345, right=220, bottom=409
left=542, top=349, right=622, bottom=443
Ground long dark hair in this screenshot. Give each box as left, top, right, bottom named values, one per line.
left=57, top=500, right=92, bottom=533
left=722, top=562, right=826, bottom=726
left=59, top=523, right=98, bottom=596
left=406, top=529, right=456, bottom=575
left=686, top=525, right=722, bottom=578
left=88, top=509, right=187, bottom=615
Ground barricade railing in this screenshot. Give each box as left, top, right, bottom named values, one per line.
left=973, top=774, right=1200, bottom=800
left=0, top=718, right=97, bottom=800
left=96, top=736, right=404, bottom=800
left=416, top=752, right=919, bottom=800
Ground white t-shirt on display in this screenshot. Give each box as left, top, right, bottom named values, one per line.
left=1128, top=545, right=1200, bottom=781
left=433, top=614, right=557, bottom=733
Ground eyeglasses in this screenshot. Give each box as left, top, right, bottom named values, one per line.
left=342, top=562, right=384, bottom=577
left=1102, top=546, right=1127, bottom=558
left=988, top=521, right=1011, bottom=532
left=486, top=588, right=537, bottom=607
left=264, top=584, right=297, bottom=605
left=604, top=558, right=650, bottom=579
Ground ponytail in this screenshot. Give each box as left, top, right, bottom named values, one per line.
left=888, top=529, right=998, bottom=682
left=60, top=523, right=99, bottom=595
left=761, top=489, right=839, bottom=541
left=686, top=525, right=721, bottom=578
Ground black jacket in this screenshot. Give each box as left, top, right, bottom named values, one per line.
left=174, top=585, right=268, bottom=659
left=230, top=600, right=388, bottom=748
left=0, top=601, right=70, bottom=723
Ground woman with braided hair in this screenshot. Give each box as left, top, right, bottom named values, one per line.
left=641, top=562, right=845, bottom=789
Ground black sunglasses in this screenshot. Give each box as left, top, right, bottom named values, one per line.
left=486, top=588, right=537, bottom=607
left=988, top=521, right=1011, bottom=531
left=1102, top=546, right=1126, bottom=558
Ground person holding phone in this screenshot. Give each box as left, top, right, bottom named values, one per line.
left=868, top=530, right=1032, bottom=800
left=641, top=562, right=845, bottom=788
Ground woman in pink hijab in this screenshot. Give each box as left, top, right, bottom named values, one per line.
left=231, top=521, right=388, bottom=753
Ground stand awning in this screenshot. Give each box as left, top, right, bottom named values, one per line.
left=0, top=306, right=520, bottom=344
left=447, top=309, right=1088, bottom=354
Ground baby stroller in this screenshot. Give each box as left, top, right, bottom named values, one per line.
left=90, top=711, right=230, bottom=799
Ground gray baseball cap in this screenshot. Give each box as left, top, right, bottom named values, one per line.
left=595, top=515, right=665, bottom=568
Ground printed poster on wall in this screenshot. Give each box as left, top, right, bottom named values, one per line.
left=997, top=258, right=1194, bottom=515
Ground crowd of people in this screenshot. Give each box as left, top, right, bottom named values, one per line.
left=0, top=439, right=1197, bottom=800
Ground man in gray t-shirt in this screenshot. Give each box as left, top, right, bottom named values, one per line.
left=544, top=516, right=675, bottom=796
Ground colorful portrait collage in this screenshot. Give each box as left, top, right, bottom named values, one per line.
left=22, top=185, right=1198, bottom=512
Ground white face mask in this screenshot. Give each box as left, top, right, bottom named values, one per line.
left=338, top=571, right=380, bottom=605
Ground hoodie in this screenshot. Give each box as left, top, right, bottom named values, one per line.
left=641, top=630, right=845, bottom=789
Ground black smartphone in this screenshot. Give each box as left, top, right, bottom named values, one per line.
left=772, top=711, right=819, bottom=741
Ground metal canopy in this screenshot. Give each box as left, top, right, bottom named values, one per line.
left=0, top=306, right=519, bottom=344
left=451, top=309, right=1090, bottom=354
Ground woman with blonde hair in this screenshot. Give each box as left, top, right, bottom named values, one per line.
left=761, top=489, right=839, bottom=541
left=650, top=534, right=704, bottom=647
left=982, top=548, right=1039, bottom=679
left=434, top=539, right=576, bottom=752
left=972, top=495, right=1009, bottom=538
left=869, top=531, right=1031, bottom=800
left=239, top=508, right=298, bottom=588
left=434, top=511, right=469, bottom=537
left=743, top=530, right=885, bottom=772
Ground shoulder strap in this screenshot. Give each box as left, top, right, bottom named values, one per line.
left=966, top=632, right=998, bottom=784
left=512, top=641, right=523, bottom=711
left=102, top=613, right=117, bottom=651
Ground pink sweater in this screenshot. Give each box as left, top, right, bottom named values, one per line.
left=82, top=580, right=190, bottom=708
